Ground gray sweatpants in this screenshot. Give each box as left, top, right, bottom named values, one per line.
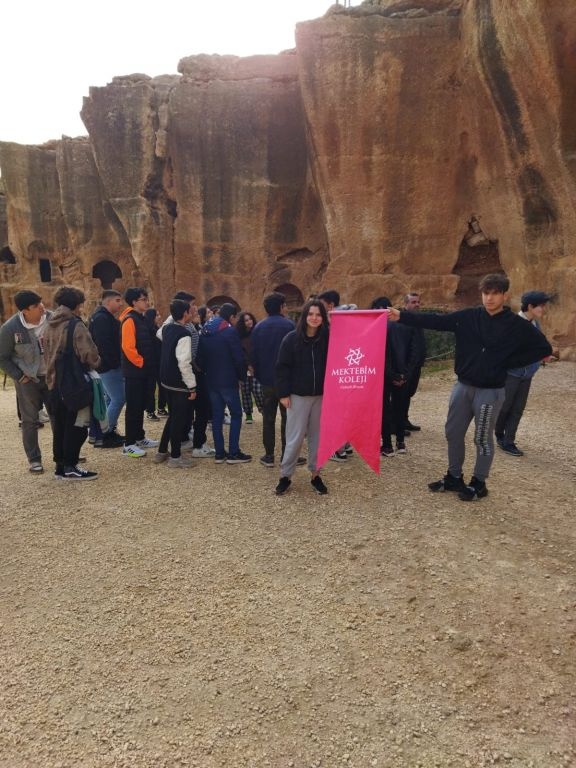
left=280, top=394, right=323, bottom=478
left=446, top=382, right=505, bottom=482
left=15, top=376, right=52, bottom=463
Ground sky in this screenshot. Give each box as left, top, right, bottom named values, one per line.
left=2, top=0, right=354, bottom=146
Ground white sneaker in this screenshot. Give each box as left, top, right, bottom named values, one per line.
left=38, top=409, right=50, bottom=423
left=223, top=414, right=231, bottom=425
left=192, top=444, right=216, bottom=458
left=136, top=438, right=159, bottom=448
left=123, top=444, right=146, bottom=457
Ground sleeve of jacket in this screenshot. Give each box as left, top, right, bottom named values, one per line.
left=505, top=323, right=552, bottom=369
left=175, top=337, right=197, bottom=389
left=399, top=309, right=459, bottom=332
left=0, top=320, right=23, bottom=381
left=226, top=329, right=247, bottom=382
left=275, top=333, right=294, bottom=397
left=121, top=317, right=144, bottom=368
left=73, top=323, right=101, bottom=370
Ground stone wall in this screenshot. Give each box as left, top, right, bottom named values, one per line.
left=1, top=0, right=574, bottom=357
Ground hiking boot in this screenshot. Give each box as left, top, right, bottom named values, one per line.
left=167, top=456, right=194, bottom=469
left=396, top=441, right=407, bottom=454
left=226, top=451, right=252, bottom=464
left=428, top=472, right=466, bottom=493
left=63, top=465, right=98, bottom=480
left=137, top=438, right=160, bottom=448
left=123, top=444, right=146, bottom=458
left=330, top=451, right=347, bottom=462
left=275, top=477, right=291, bottom=496
left=260, top=454, right=275, bottom=467
left=153, top=452, right=169, bottom=464
left=146, top=411, right=160, bottom=421
left=458, top=476, right=488, bottom=501
left=311, top=475, right=328, bottom=495
left=499, top=441, right=524, bottom=457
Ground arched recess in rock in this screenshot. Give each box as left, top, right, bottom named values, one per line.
left=207, top=294, right=240, bottom=313
left=452, top=216, right=504, bottom=308
left=273, top=283, right=304, bottom=312
left=39, top=259, right=52, bottom=283
left=0, top=246, right=16, bottom=264
left=92, top=260, right=123, bottom=290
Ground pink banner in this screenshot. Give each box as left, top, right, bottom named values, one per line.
left=317, top=310, right=388, bottom=473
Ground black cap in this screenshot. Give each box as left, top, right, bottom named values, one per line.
left=521, top=290, right=553, bottom=307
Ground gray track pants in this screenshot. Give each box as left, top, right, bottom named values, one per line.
left=446, top=382, right=505, bottom=482
left=280, top=394, right=323, bottom=478
left=15, top=375, right=51, bottom=463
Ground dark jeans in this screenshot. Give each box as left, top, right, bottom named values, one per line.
left=159, top=390, right=191, bottom=458
left=494, top=374, right=533, bottom=444
left=124, top=377, right=151, bottom=446
left=381, top=383, right=406, bottom=449
left=49, top=391, right=88, bottom=468
left=261, top=385, right=286, bottom=458
left=209, top=386, right=242, bottom=455
left=191, top=379, right=210, bottom=449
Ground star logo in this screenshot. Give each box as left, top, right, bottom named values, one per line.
left=345, top=347, right=364, bottom=366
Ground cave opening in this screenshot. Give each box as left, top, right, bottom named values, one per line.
left=92, top=260, right=123, bottom=290
left=39, top=258, right=52, bottom=283
left=207, top=294, right=240, bottom=313
left=0, top=246, right=16, bottom=264
left=452, top=216, right=504, bottom=307
left=273, top=282, right=304, bottom=315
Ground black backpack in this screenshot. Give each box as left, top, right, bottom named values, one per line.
left=55, top=318, right=93, bottom=412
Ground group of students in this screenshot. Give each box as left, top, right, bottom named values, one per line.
left=0, top=273, right=553, bottom=499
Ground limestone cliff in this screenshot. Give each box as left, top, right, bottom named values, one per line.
left=0, top=0, right=574, bottom=357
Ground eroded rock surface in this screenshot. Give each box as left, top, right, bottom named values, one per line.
left=0, top=0, right=574, bottom=357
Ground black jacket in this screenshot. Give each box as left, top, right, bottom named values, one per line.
left=88, top=305, right=121, bottom=373
left=121, top=309, right=157, bottom=379
left=399, top=306, right=552, bottom=389
left=275, top=329, right=329, bottom=398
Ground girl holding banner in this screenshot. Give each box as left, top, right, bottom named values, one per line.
left=274, top=300, right=330, bottom=496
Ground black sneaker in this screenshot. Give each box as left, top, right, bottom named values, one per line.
left=344, top=443, right=353, bottom=456
left=428, top=473, right=466, bottom=493
left=226, top=452, right=252, bottom=464
left=275, top=477, right=291, bottom=496
left=214, top=452, right=228, bottom=464
left=396, top=441, right=407, bottom=454
left=405, top=421, right=421, bottom=432
left=146, top=411, right=160, bottom=421
left=380, top=445, right=395, bottom=457
left=311, top=475, right=328, bottom=495
left=260, top=454, right=275, bottom=467
left=99, top=431, right=125, bottom=448
left=54, top=465, right=65, bottom=480
left=499, top=441, right=524, bottom=457
left=329, top=451, right=347, bottom=462
left=63, top=465, right=98, bottom=480
left=458, top=476, right=488, bottom=501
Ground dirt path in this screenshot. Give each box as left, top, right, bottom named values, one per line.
left=1, top=364, right=575, bottom=768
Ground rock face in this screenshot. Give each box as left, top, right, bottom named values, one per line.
left=1, top=0, right=575, bottom=358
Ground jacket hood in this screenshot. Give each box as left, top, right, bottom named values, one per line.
left=48, top=305, right=77, bottom=328
left=119, top=306, right=135, bottom=322
left=203, top=316, right=230, bottom=336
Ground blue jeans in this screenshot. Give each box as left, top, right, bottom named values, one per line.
left=209, top=386, right=243, bottom=455
left=100, top=367, right=125, bottom=432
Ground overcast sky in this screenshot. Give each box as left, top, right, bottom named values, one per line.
left=2, top=0, right=351, bottom=146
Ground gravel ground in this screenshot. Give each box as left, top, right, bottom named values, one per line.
left=1, top=363, right=575, bottom=768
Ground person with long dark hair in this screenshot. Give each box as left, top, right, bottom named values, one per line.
left=274, top=299, right=330, bottom=496
left=236, top=311, right=263, bottom=424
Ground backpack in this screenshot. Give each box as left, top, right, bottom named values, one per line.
left=55, top=318, right=93, bottom=412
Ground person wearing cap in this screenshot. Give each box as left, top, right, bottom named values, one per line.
left=494, top=290, right=553, bottom=457
left=0, top=290, right=52, bottom=473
